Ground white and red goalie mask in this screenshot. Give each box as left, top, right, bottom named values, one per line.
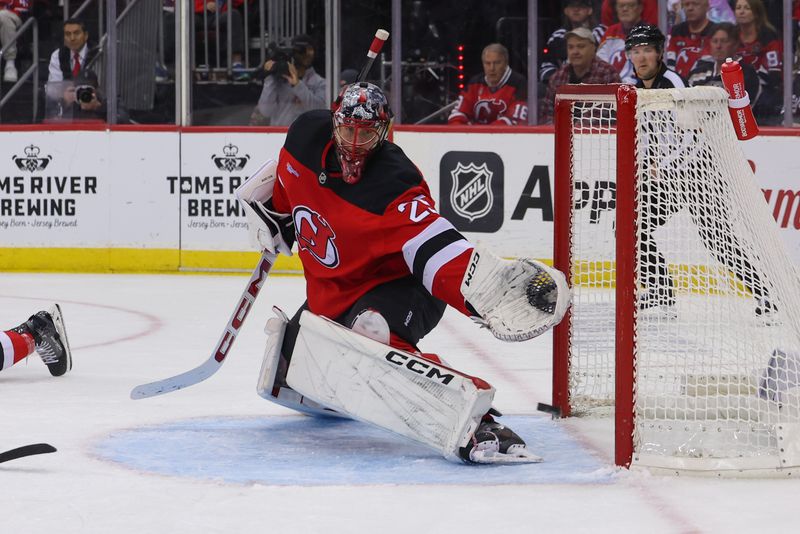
left=332, top=82, right=393, bottom=184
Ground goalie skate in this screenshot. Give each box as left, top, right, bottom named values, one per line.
left=461, top=420, right=543, bottom=464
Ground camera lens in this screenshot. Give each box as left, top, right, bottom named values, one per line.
left=76, top=86, right=94, bottom=103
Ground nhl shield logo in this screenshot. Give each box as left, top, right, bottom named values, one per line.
left=449, top=162, right=494, bottom=222
left=13, top=144, right=52, bottom=172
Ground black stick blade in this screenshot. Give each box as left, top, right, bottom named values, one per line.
left=0, top=443, right=57, bottom=464
left=537, top=402, right=563, bottom=418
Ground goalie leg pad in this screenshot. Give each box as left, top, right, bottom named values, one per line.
left=256, top=307, right=342, bottom=417
left=461, top=246, right=571, bottom=342
left=285, top=311, right=495, bottom=462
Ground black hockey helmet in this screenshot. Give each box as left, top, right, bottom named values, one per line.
left=332, top=82, right=393, bottom=184
left=624, top=24, right=666, bottom=52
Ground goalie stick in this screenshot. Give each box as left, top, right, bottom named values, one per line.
left=132, top=31, right=389, bottom=401
left=0, top=443, right=57, bottom=464
left=357, top=29, right=389, bottom=82
left=130, top=252, right=277, bottom=399
left=333, top=29, right=389, bottom=110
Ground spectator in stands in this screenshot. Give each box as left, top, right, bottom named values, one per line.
left=0, top=0, right=30, bottom=82
left=194, top=0, right=246, bottom=79
left=666, top=0, right=715, bottom=79
left=249, top=34, right=326, bottom=126
left=47, top=71, right=129, bottom=123
left=688, top=22, right=761, bottom=106
left=448, top=43, right=528, bottom=125
left=540, top=0, right=607, bottom=86
left=339, top=68, right=358, bottom=88
left=539, top=27, right=621, bottom=124
left=601, top=0, right=657, bottom=26
left=669, top=0, right=735, bottom=26
left=735, top=0, right=782, bottom=123
left=45, top=18, right=100, bottom=120
left=597, top=0, right=645, bottom=82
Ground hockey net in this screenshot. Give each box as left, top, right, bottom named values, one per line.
left=552, top=85, right=800, bottom=476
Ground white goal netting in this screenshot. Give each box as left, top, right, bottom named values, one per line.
left=564, top=86, right=800, bottom=475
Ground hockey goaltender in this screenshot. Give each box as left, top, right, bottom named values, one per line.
left=235, top=81, right=571, bottom=464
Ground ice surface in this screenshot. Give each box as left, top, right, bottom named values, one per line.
left=1, top=273, right=799, bottom=533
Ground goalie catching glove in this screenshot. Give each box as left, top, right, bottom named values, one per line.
left=234, top=159, right=295, bottom=255
left=461, top=246, right=570, bottom=342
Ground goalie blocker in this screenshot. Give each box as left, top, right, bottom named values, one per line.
left=256, top=308, right=543, bottom=464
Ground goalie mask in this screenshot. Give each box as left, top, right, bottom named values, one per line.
left=332, top=82, right=393, bottom=184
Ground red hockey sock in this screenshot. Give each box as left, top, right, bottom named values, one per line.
left=388, top=333, right=419, bottom=354
left=0, top=329, right=36, bottom=371
left=419, top=352, right=443, bottom=364
left=387, top=333, right=444, bottom=364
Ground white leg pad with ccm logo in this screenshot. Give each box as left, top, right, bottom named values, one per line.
left=256, top=307, right=342, bottom=418
left=284, top=311, right=496, bottom=462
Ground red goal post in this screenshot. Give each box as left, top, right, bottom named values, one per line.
left=553, top=84, right=637, bottom=468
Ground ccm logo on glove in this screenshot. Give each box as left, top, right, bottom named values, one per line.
left=463, top=251, right=481, bottom=288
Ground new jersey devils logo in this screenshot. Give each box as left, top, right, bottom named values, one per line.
left=474, top=99, right=507, bottom=123
left=293, top=206, right=339, bottom=268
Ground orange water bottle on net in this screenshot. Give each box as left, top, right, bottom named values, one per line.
left=720, top=57, right=759, bottom=140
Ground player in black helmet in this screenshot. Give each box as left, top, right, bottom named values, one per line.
left=629, top=24, right=771, bottom=314
left=626, top=24, right=685, bottom=89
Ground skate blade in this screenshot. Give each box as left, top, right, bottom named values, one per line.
left=49, top=304, right=73, bottom=373
left=470, top=449, right=543, bottom=464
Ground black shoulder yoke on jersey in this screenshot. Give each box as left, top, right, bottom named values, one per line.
left=283, top=109, right=424, bottom=216
left=506, top=70, right=528, bottom=98
left=635, top=63, right=685, bottom=89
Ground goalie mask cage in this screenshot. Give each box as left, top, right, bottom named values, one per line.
left=552, top=84, right=800, bottom=476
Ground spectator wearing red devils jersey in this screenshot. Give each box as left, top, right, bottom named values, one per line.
left=735, top=0, right=782, bottom=122
left=448, top=43, right=527, bottom=126
left=665, top=0, right=715, bottom=79
left=687, top=22, right=762, bottom=107
left=596, top=0, right=646, bottom=82
left=601, top=0, right=658, bottom=26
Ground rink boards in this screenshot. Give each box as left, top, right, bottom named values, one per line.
left=1, top=126, right=800, bottom=272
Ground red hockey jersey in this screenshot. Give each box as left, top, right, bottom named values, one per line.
left=272, top=110, right=474, bottom=320
left=738, top=28, right=782, bottom=79
left=665, top=20, right=715, bottom=79
left=448, top=68, right=528, bottom=125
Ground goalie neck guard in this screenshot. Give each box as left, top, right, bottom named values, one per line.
left=332, top=82, right=393, bottom=184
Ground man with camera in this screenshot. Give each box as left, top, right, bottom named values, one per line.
left=249, top=34, right=326, bottom=126
left=45, top=18, right=103, bottom=121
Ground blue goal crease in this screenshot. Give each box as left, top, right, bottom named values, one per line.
left=94, top=415, right=614, bottom=486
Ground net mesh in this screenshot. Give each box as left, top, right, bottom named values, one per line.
left=566, top=87, right=800, bottom=472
